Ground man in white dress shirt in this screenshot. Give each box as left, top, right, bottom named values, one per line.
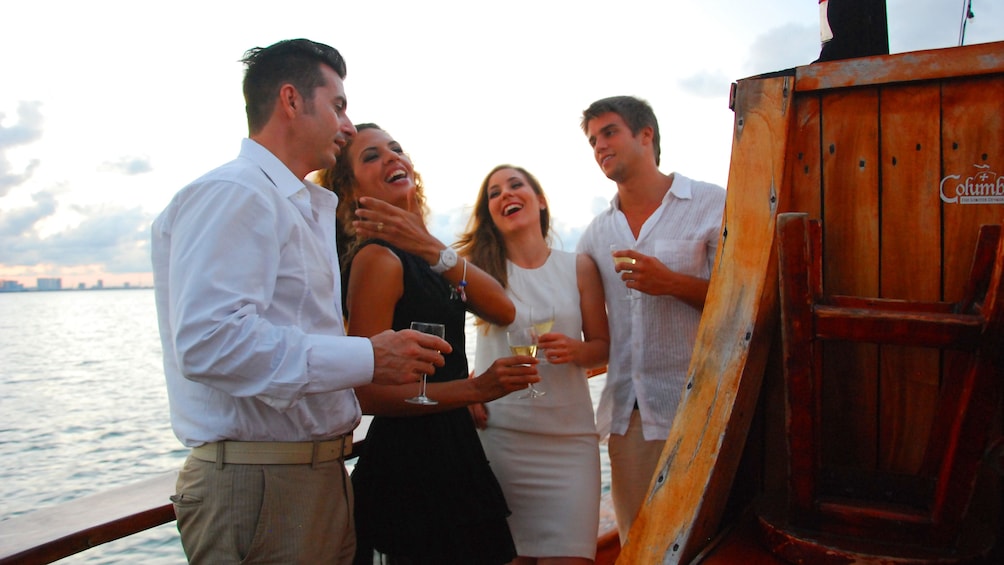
left=575, top=95, right=726, bottom=544
left=151, top=39, right=449, bottom=564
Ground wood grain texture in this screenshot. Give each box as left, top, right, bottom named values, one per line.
left=795, top=41, right=1004, bottom=93
left=616, top=73, right=794, bottom=565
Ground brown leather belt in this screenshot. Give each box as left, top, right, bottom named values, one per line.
left=191, top=434, right=352, bottom=466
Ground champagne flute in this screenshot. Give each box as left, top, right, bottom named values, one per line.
left=507, top=326, right=545, bottom=399
left=530, top=305, right=555, bottom=364
left=609, top=243, right=638, bottom=300
left=405, top=321, right=446, bottom=405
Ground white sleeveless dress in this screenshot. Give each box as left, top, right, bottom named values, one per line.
left=474, top=250, right=601, bottom=559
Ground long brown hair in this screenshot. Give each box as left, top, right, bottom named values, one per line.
left=455, top=164, right=551, bottom=288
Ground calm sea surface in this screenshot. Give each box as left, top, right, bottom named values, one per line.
left=0, top=289, right=610, bottom=563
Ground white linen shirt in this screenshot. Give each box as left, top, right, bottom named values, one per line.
left=151, top=138, right=372, bottom=447
left=576, top=173, right=725, bottom=441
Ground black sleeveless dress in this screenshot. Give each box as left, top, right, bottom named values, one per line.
left=348, top=241, right=516, bottom=565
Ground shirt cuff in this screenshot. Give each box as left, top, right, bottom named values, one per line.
left=305, top=334, right=375, bottom=391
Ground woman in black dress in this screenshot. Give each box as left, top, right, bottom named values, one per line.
left=316, top=123, right=539, bottom=565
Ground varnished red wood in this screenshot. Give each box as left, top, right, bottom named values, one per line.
left=768, top=214, right=1004, bottom=561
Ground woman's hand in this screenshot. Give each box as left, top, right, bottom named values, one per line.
left=354, top=196, right=516, bottom=326
left=471, top=356, right=540, bottom=402
left=536, top=331, right=581, bottom=365
left=353, top=196, right=441, bottom=265
left=468, top=403, right=489, bottom=429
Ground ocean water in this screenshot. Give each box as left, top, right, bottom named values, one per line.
left=0, top=289, right=186, bottom=563
left=0, top=289, right=610, bottom=563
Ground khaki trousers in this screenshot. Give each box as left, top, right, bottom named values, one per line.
left=172, top=454, right=355, bottom=564
left=608, top=409, right=665, bottom=544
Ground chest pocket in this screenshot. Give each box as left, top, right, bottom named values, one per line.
left=654, top=239, right=708, bottom=277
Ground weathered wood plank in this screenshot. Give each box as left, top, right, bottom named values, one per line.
left=795, top=41, right=1004, bottom=93
left=820, top=87, right=881, bottom=470
left=775, top=213, right=821, bottom=514
left=878, top=83, right=943, bottom=473
left=616, top=73, right=793, bottom=564
left=813, top=306, right=984, bottom=346
left=937, top=75, right=1004, bottom=491
left=757, top=91, right=825, bottom=500
left=787, top=94, right=822, bottom=218
left=941, top=75, right=1004, bottom=301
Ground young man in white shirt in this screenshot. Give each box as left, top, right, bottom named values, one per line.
left=576, top=95, right=726, bottom=544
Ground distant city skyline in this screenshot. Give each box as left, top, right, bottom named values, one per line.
left=0, top=274, right=151, bottom=290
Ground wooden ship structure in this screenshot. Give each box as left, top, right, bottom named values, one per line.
left=620, top=30, right=1004, bottom=565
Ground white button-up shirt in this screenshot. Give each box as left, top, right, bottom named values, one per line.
left=151, top=138, right=372, bottom=447
left=577, top=173, right=726, bottom=441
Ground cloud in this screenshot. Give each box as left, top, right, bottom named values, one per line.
left=0, top=101, right=44, bottom=197
left=0, top=100, right=153, bottom=277
left=888, top=0, right=1001, bottom=53
left=745, top=23, right=822, bottom=76
left=427, top=205, right=473, bottom=246
left=0, top=201, right=153, bottom=272
left=0, top=190, right=57, bottom=239
left=679, top=71, right=733, bottom=99
left=99, top=156, right=153, bottom=175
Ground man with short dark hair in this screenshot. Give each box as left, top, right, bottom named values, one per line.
left=576, top=95, right=726, bottom=544
left=152, top=38, right=449, bottom=563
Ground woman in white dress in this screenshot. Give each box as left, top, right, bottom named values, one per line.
left=457, top=165, right=609, bottom=565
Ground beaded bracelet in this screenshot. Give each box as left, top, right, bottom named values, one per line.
left=458, top=258, right=468, bottom=302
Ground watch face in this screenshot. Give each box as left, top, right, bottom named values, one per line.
left=442, top=248, right=458, bottom=267
left=432, top=247, right=458, bottom=273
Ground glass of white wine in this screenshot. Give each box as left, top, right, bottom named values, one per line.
left=609, top=243, right=637, bottom=300
left=530, top=305, right=555, bottom=364
left=405, top=321, right=446, bottom=405
left=507, top=326, right=545, bottom=399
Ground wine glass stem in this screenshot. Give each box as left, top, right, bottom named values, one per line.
left=420, top=375, right=428, bottom=398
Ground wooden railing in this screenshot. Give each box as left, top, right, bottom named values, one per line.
left=0, top=470, right=181, bottom=565
left=0, top=438, right=365, bottom=565
left=0, top=421, right=620, bottom=564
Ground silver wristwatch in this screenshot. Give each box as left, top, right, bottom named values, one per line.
left=430, top=247, right=458, bottom=273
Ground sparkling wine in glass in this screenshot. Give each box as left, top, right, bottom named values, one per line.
left=530, top=305, right=555, bottom=364
left=507, top=326, right=545, bottom=399
left=405, top=321, right=446, bottom=405
left=609, top=243, right=638, bottom=300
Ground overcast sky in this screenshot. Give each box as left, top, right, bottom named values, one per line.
left=1, top=0, right=1000, bottom=288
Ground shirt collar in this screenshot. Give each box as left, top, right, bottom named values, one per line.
left=607, top=172, right=691, bottom=211
left=666, top=172, right=692, bottom=201
left=239, top=138, right=307, bottom=199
